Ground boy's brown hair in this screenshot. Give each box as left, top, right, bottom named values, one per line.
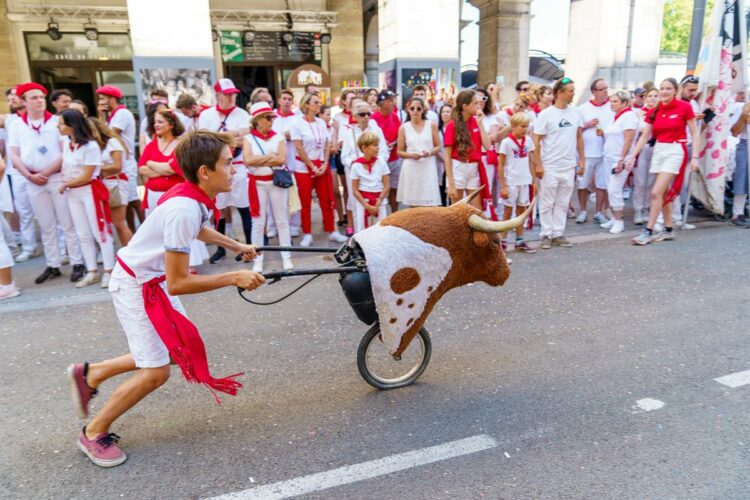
left=176, top=131, right=234, bottom=183
left=356, top=130, right=380, bottom=152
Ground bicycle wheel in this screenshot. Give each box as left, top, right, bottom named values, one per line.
left=357, top=324, right=432, bottom=390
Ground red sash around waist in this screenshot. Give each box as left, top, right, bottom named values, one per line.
left=115, top=256, right=243, bottom=403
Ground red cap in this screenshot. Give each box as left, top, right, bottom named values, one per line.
left=16, top=82, right=47, bottom=97
left=214, top=78, right=240, bottom=95
left=96, top=85, right=124, bottom=99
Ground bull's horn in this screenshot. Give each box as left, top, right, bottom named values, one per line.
left=451, top=186, right=485, bottom=206
left=468, top=197, right=537, bottom=233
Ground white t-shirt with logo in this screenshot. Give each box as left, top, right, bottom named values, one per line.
left=578, top=100, right=614, bottom=158
left=534, top=105, right=583, bottom=170
left=498, top=136, right=535, bottom=186
left=61, top=137, right=102, bottom=182
left=198, top=107, right=251, bottom=160
left=290, top=116, right=328, bottom=173
left=8, top=114, right=62, bottom=172
left=603, top=110, right=639, bottom=161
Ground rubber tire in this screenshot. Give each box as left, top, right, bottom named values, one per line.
left=357, top=324, right=432, bottom=390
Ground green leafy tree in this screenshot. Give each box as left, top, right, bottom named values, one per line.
left=661, top=0, right=715, bottom=55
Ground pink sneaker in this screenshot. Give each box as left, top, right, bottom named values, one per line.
left=0, top=283, right=20, bottom=301
left=66, top=363, right=97, bottom=418
left=77, top=427, right=127, bottom=467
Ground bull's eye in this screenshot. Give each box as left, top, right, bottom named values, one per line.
left=490, top=235, right=501, bottom=245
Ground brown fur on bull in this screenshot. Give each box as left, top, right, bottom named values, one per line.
left=381, top=202, right=516, bottom=357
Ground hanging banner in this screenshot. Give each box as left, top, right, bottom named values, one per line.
left=692, top=0, right=748, bottom=215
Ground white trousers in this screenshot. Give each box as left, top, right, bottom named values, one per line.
left=66, top=185, right=115, bottom=271
left=26, top=173, right=83, bottom=268
left=0, top=218, right=13, bottom=268
left=539, top=168, right=575, bottom=238
left=8, top=172, right=37, bottom=252
left=632, top=144, right=655, bottom=213
left=251, top=181, right=291, bottom=260
left=605, top=158, right=629, bottom=211
left=354, top=199, right=388, bottom=233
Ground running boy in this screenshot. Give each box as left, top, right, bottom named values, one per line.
left=351, top=131, right=390, bottom=233
left=66, top=131, right=264, bottom=468
left=498, top=112, right=537, bottom=253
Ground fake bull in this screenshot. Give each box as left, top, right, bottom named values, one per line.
left=351, top=191, right=533, bottom=356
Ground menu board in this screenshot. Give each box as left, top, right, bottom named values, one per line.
left=242, top=32, right=321, bottom=63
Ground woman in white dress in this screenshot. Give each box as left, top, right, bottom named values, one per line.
left=396, top=97, right=441, bottom=207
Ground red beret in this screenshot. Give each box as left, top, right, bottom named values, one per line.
left=16, top=82, right=47, bottom=97
left=96, top=85, right=123, bottom=99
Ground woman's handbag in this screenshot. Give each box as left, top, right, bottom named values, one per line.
left=287, top=182, right=302, bottom=214
left=272, top=168, right=294, bottom=188
left=108, top=185, right=122, bottom=208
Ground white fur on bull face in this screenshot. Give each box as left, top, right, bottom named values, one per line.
left=353, top=224, right=453, bottom=354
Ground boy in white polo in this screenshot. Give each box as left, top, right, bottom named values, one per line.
left=350, top=131, right=390, bottom=233
left=198, top=78, right=251, bottom=263
left=533, top=77, right=585, bottom=249
left=66, top=131, right=264, bottom=468
left=9, top=82, right=85, bottom=283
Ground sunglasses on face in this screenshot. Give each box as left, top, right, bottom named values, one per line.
left=356, top=112, right=371, bottom=117
left=680, top=75, right=699, bottom=85
left=409, top=107, right=422, bottom=112
left=520, top=87, right=529, bottom=92
left=477, top=95, right=488, bottom=101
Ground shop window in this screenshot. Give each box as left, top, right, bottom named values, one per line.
left=26, top=33, right=133, bottom=62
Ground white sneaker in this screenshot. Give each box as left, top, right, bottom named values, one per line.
left=609, top=220, right=625, bottom=234
left=15, top=250, right=33, bottom=263
left=653, top=222, right=664, bottom=232
left=592, top=212, right=607, bottom=224
left=680, top=222, right=696, bottom=230
left=75, top=272, right=100, bottom=288
left=0, top=283, right=20, bottom=300
left=300, top=234, right=314, bottom=247
left=266, top=231, right=277, bottom=239
left=282, top=256, right=294, bottom=270
left=633, top=213, right=647, bottom=225
left=100, top=273, right=111, bottom=289
left=576, top=211, right=587, bottom=224
left=252, top=259, right=263, bottom=272
left=290, top=228, right=300, bottom=238
left=329, top=231, right=348, bottom=243
left=600, top=218, right=615, bottom=229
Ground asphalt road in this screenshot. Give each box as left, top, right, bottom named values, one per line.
left=1, top=223, right=749, bottom=499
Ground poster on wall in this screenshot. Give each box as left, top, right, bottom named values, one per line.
left=380, top=70, right=397, bottom=92
left=401, top=67, right=457, bottom=104
left=139, top=68, right=215, bottom=107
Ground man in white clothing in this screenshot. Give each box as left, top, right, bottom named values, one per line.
left=9, top=82, right=85, bottom=283
left=576, top=78, right=614, bottom=224
left=175, top=94, right=202, bottom=133
left=533, top=77, right=585, bottom=249
left=271, top=89, right=301, bottom=237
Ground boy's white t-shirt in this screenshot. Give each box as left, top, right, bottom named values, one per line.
left=498, top=136, right=535, bottom=186
left=603, top=110, right=639, bottom=161
left=578, top=100, right=614, bottom=158
left=61, top=137, right=102, bottom=182
left=351, top=158, right=390, bottom=192
left=534, top=105, right=583, bottom=170
left=8, top=114, right=62, bottom=172
left=117, top=196, right=210, bottom=284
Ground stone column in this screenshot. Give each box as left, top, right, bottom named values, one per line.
left=471, top=0, right=531, bottom=105
left=565, top=0, right=665, bottom=103
left=327, top=0, right=365, bottom=94
left=0, top=2, right=21, bottom=113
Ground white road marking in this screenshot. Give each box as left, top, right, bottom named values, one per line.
left=634, top=398, right=665, bottom=412
left=206, top=434, right=498, bottom=500
left=715, top=369, right=750, bottom=388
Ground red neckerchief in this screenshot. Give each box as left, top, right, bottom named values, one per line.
left=614, top=106, right=633, bottom=122
left=106, top=105, right=126, bottom=126
left=641, top=107, right=653, bottom=115
left=505, top=108, right=513, bottom=117
left=250, top=128, right=276, bottom=140
left=508, top=133, right=527, bottom=158
left=530, top=102, right=541, bottom=114
left=354, top=155, right=378, bottom=174
left=276, top=109, right=295, bottom=118
left=216, top=105, right=236, bottom=132
left=589, top=99, right=609, bottom=107
left=21, top=111, right=53, bottom=134
left=157, top=181, right=220, bottom=228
